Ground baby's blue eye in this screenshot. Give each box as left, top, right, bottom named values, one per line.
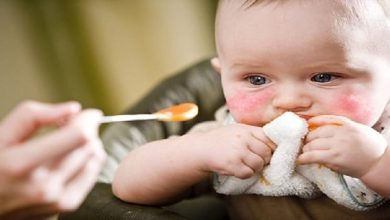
left=248, top=75, right=267, bottom=85
left=311, top=73, right=338, bottom=83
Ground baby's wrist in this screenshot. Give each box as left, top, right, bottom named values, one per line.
left=175, top=133, right=211, bottom=176
left=359, top=147, right=389, bottom=186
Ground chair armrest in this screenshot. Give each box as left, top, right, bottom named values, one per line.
left=59, top=182, right=188, bottom=220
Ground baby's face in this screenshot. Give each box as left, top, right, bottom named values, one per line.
left=215, top=0, right=390, bottom=126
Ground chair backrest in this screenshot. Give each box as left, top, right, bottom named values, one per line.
left=99, top=59, right=225, bottom=183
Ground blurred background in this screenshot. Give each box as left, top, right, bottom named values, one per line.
left=0, top=0, right=217, bottom=118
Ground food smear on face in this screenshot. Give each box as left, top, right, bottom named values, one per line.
left=308, top=122, right=343, bottom=131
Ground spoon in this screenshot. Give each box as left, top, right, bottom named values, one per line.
left=99, top=103, right=198, bottom=123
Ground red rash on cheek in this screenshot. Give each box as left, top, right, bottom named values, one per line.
left=333, top=93, right=372, bottom=124
left=226, top=89, right=273, bottom=123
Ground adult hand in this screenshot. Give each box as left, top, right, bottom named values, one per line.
left=0, top=101, right=106, bottom=219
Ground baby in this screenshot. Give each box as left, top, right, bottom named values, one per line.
left=113, top=0, right=390, bottom=218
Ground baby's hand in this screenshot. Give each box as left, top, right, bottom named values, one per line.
left=192, top=124, right=275, bottom=179
left=297, top=115, right=387, bottom=178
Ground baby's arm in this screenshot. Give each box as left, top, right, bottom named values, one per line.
left=297, top=115, right=389, bottom=197
left=112, top=124, right=274, bottom=205
left=359, top=147, right=390, bottom=198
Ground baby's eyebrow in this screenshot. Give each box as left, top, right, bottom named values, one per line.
left=230, top=61, right=268, bottom=71
left=302, top=61, right=369, bottom=75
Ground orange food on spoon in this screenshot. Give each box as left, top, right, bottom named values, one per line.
left=154, top=103, right=199, bottom=122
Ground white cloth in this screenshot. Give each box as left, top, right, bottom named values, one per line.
left=212, top=104, right=390, bottom=211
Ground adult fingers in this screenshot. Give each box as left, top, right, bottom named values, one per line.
left=56, top=151, right=105, bottom=211
left=9, top=143, right=105, bottom=214
left=0, top=101, right=81, bottom=147
left=0, top=109, right=103, bottom=177
left=0, top=176, right=58, bottom=219
left=0, top=203, right=59, bottom=220
left=55, top=140, right=105, bottom=186
left=21, top=148, right=94, bottom=208
left=51, top=147, right=92, bottom=187
left=66, top=109, right=102, bottom=135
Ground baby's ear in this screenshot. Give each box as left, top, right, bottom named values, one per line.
left=210, top=57, right=221, bottom=74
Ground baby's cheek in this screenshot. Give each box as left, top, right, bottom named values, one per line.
left=333, top=93, right=372, bottom=124
left=226, top=90, right=273, bottom=125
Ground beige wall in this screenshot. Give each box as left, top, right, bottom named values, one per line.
left=0, top=1, right=54, bottom=117
left=0, top=0, right=217, bottom=118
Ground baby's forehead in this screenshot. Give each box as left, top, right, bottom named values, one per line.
left=216, top=0, right=390, bottom=57
left=217, top=0, right=390, bottom=35
left=217, top=0, right=390, bottom=21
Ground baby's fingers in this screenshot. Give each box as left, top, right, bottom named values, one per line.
left=301, top=138, right=331, bottom=152
left=296, top=150, right=333, bottom=165
left=250, top=128, right=276, bottom=151
left=233, top=165, right=256, bottom=179
left=242, top=153, right=265, bottom=173
left=247, top=141, right=272, bottom=161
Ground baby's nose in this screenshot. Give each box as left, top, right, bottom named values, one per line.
left=272, top=86, right=311, bottom=111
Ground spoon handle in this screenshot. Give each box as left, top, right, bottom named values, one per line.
left=99, top=114, right=158, bottom=123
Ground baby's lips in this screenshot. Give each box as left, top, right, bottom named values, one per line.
left=308, top=121, right=343, bottom=131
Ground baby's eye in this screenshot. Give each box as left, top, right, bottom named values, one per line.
left=310, top=73, right=339, bottom=83
left=247, top=75, right=269, bottom=85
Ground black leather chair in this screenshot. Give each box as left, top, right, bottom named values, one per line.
left=59, top=59, right=230, bottom=220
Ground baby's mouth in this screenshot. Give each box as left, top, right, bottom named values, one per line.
left=296, top=114, right=313, bottom=120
